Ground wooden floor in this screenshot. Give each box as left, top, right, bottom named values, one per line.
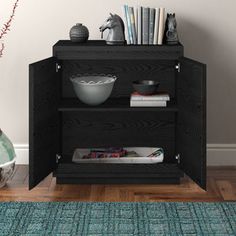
left=0, top=165, right=236, bottom=202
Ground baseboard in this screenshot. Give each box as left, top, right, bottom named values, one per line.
left=14, top=144, right=29, bottom=165
left=13, top=144, right=236, bottom=166
left=207, top=144, right=236, bottom=166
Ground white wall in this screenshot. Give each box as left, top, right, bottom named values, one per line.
left=1, top=1, right=236, bottom=160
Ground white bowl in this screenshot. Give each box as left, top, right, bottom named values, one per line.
left=70, top=74, right=117, bottom=105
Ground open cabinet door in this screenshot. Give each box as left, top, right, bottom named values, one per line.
left=29, top=57, right=60, bottom=189
left=177, top=57, right=206, bottom=189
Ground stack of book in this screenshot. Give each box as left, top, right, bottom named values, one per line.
left=122, top=5, right=166, bottom=45
left=130, top=92, right=170, bottom=107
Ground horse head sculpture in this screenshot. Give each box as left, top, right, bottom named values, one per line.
left=99, top=13, right=125, bottom=45
left=164, top=13, right=179, bottom=45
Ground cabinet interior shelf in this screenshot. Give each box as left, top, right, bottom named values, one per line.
left=58, top=98, right=178, bottom=112
left=55, top=155, right=183, bottom=184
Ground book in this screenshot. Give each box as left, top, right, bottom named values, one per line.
left=135, top=7, right=138, bottom=37
left=137, top=6, right=142, bottom=45
left=122, top=5, right=130, bottom=44
left=125, top=5, right=133, bottom=44
left=149, top=8, right=155, bottom=44
left=157, top=7, right=165, bottom=45
left=142, top=7, right=149, bottom=45
left=131, top=92, right=170, bottom=101
left=129, top=7, right=137, bottom=44
left=130, top=100, right=167, bottom=107
left=153, top=8, right=160, bottom=45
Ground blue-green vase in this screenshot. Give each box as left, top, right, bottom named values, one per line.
left=0, top=129, right=16, bottom=188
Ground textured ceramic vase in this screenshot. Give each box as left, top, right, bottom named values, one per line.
left=0, top=129, right=16, bottom=188
left=69, top=23, right=89, bottom=43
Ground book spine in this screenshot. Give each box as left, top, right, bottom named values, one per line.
left=142, top=7, right=149, bottom=45
left=130, top=100, right=167, bottom=107
left=129, top=7, right=137, bottom=44
left=122, top=5, right=130, bottom=45
left=149, top=8, right=155, bottom=45
left=137, top=6, right=142, bottom=45
left=125, top=5, right=133, bottom=44
left=157, top=7, right=165, bottom=45
left=135, top=7, right=138, bottom=37
left=131, top=96, right=170, bottom=101
left=153, top=8, right=160, bottom=45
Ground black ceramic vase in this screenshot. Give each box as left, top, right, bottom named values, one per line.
left=69, top=23, right=89, bottom=43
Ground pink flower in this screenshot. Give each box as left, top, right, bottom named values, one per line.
left=0, top=0, right=20, bottom=57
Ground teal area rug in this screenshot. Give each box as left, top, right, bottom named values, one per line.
left=0, top=202, right=235, bottom=236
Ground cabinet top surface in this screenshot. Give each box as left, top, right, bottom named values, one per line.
left=54, top=40, right=183, bottom=48
left=53, top=40, right=184, bottom=60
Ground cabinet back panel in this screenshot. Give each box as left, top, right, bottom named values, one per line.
left=61, top=111, right=175, bottom=162
left=61, top=60, right=176, bottom=98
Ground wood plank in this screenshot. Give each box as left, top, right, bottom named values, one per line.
left=11, top=165, right=28, bottom=183
left=0, top=166, right=236, bottom=202
left=216, top=180, right=236, bottom=201
left=60, top=184, right=91, bottom=201
left=119, top=189, right=135, bottom=202
left=104, top=186, right=120, bottom=202
left=89, top=185, right=106, bottom=201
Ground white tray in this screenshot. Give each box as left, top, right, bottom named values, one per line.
left=72, top=147, right=164, bottom=164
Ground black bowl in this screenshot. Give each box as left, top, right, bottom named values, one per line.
left=132, top=80, right=160, bottom=95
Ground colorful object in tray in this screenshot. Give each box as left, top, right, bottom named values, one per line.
left=83, top=148, right=127, bottom=159
left=73, top=147, right=164, bottom=164
left=147, top=148, right=164, bottom=157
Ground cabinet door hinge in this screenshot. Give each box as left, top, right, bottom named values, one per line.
left=175, top=154, right=181, bottom=164
left=56, top=63, right=61, bottom=73
left=175, top=62, right=181, bottom=73
left=56, top=154, right=61, bottom=163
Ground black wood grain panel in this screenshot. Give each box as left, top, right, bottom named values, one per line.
left=57, top=178, right=180, bottom=184
left=29, top=57, right=60, bottom=189
left=28, top=41, right=206, bottom=189
left=58, top=159, right=180, bottom=173
left=57, top=173, right=180, bottom=178
left=58, top=98, right=178, bottom=112
left=62, top=60, right=176, bottom=99
left=53, top=40, right=183, bottom=60
left=62, top=112, right=175, bottom=162
left=177, top=57, right=206, bottom=189
left=56, top=162, right=183, bottom=184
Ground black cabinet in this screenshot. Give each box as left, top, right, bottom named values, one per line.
left=29, top=40, right=206, bottom=190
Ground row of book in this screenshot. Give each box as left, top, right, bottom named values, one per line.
left=122, top=5, right=166, bottom=45
left=130, top=92, right=170, bottom=107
